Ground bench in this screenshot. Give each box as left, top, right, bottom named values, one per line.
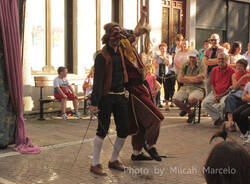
left=34, top=76, right=88, bottom=120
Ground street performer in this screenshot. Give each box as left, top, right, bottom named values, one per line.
left=89, top=22, right=128, bottom=176
left=120, top=7, right=164, bottom=162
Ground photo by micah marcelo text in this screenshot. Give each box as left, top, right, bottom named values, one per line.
left=124, top=166, right=237, bottom=176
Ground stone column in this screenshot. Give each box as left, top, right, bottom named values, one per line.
left=186, top=0, right=196, bottom=49
left=23, top=1, right=34, bottom=112
left=149, top=0, right=162, bottom=52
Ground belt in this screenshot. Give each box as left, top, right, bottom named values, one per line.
left=108, top=91, right=125, bottom=95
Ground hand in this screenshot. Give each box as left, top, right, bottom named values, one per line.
left=165, top=58, right=170, bottom=66
left=214, top=95, right=221, bottom=103
left=244, top=73, right=250, bottom=79
left=151, top=91, right=157, bottom=98
left=141, top=6, right=148, bottom=17
left=63, top=94, right=67, bottom=99
left=89, top=106, right=98, bottom=114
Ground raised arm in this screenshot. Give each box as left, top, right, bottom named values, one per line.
left=134, top=6, right=147, bottom=33
left=232, top=73, right=250, bottom=90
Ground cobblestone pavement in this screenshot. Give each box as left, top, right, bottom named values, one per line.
left=0, top=108, right=249, bottom=184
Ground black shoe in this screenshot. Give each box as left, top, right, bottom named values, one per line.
left=143, top=145, right=162, bottom=161
left=158, top=104, right=163, bottom=108
left=187, top=111, right=195, bottom=124
left=131, top=152, right=153, bottom=161
left=179, top=110, right=187, bottom=117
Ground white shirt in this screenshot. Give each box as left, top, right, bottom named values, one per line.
left=229, top=54, right=244, bottom=64
left=84, top=77, right=93, bottom=96
left=175, top=47, right=181, bottom=55
left=244, top=82, right=250, bottom=104
left=243, top=52, right=250, bottom=71
left=54, top=76, right=70, bottom=88
left=174, top=51, right=189, bottom=75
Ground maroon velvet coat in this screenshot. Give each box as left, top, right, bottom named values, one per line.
left=125, top=48, right=164, bottom=135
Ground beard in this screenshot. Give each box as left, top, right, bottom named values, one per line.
left=219, top=63, right=227, bottom=69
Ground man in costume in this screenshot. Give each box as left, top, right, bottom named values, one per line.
left=89, top=22, right=128, bottom=176
left=120, top=7, right=164, bottom=161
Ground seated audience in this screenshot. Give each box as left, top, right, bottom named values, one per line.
left=203, top=53, right=235, bottom=126
left=173, top=49, right=206, bottom=123
left=54, top=66, right=81, bottom=120
left=224, top=59, right=249, bottom=132
left=233, top=78, right=250, bottom=145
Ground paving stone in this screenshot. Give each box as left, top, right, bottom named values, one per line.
left=0, top=108, right=249, bottom=184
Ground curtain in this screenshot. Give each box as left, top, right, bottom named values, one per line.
left=0, top=0, right=40, bottom=154
left=0, top=29, right=16, bottom=148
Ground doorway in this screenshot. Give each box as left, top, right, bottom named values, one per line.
left=161, top=0, right=185, bottom=48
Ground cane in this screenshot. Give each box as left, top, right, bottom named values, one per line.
left=71, top=110, right=127, bottom=169
left=70, top=113, right=94, bottom=169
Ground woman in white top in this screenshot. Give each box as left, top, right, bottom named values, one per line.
left=141, top=42, right=154, bottom=65
left=153, top=43, right=172, bottom=109
left=229, top=41, right=244, bottom=68
left=243, top=42, right=250, bottom=70
left=174, top=39, right=190, bottom=89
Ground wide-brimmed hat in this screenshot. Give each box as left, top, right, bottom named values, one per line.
left=102, top=22, right=122, bottom=44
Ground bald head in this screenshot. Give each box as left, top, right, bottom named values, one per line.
left=210, top=33, right=220, bottom=47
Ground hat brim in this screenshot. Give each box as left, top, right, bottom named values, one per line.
left=189, top=55, right=197, bottom=57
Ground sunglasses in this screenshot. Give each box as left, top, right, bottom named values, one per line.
left=209, top=39, right=218, bottom=42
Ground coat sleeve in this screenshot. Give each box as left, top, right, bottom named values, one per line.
left=90, top=54, right=106, bottom=106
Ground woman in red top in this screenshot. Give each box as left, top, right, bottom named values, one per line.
left=224, top=59, right=250, bottom=131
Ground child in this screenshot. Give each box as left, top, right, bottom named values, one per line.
left=82, top=66, right=94, bottom=97
left=54, top=66, right=81, bottom=120
left=145, top=63, right=161, bottom=105
left=82, top=66, right=94, bottom=115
